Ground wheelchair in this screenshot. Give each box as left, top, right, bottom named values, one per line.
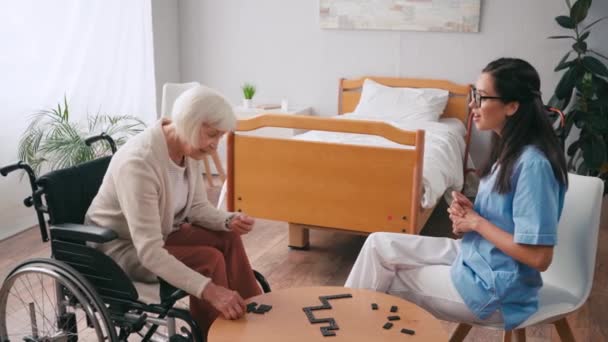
left=0, top=133, right=271, bottom=341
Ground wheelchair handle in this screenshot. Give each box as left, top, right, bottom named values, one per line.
left=85, top=132, right=117, bottom=154
left=1, top=161, right=36, bottom=184
left=1, top=160, right=36, bottom=185
left=1, top=161, right=49, bottom=241
left=1, top=161, right=25, bottom=177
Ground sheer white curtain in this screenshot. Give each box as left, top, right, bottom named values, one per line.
left=0, top=0, right=157, bottom=239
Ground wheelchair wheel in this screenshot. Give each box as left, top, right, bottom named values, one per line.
left=0, top=258, right=117, bottom=341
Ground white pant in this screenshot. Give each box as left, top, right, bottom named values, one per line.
left=345, top=232, right=503, bottom=325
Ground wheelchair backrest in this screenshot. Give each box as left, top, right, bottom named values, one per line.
left=37, top=156, right=143, bottom=302
left=36, top=156, right=112, bottom=225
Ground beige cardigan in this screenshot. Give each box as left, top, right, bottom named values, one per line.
left=85, top=119, right=232, bottom=298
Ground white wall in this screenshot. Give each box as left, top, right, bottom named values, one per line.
left=152, top=0, right=181, bottom=116
left=175, top=0, right=608, bottom=166
left=588, top=0, right=608, bottom=57
left=1, top=1, right=158, bottom=241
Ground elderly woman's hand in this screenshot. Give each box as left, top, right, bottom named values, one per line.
left=201, top=282, right=246, bottom=320
left=229, top=214, right=255, bottom=235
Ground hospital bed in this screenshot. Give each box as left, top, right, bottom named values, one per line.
left=226, top=77, right=471, bottom=248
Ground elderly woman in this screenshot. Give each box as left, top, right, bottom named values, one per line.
left=85, top=85, right=261, bottom=334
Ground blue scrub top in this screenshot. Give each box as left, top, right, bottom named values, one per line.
left=450, top=146, right=566, bottom=330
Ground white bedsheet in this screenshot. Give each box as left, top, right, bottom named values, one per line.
left=292, top=113, right=466, bottom=208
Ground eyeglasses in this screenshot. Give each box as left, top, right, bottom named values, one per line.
left=470, top=86, right=503, bottom=107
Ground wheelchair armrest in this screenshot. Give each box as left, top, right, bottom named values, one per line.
left=50, top=223, right=118, bottom=243
left=159, top=277, right=188, bottom=304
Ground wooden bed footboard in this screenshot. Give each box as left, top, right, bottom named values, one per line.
left=227, top=114, right=425, bottom=246
left=227, top=77, right=470, bottom=248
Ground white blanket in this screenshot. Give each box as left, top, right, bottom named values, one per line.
left=292, top=113, right=466, bottom=208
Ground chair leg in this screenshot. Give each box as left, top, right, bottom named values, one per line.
left=210, top=150, right=226, bottom=182
left=503, top=329, right=527, bottom=342
left=554, top=317, right=576, bottom=342
left=514, top=328, right=526, bottom=342
left=202, top=154, right=214, bottom=187
left=449, top=323, right=472, bottom=342
left=217, top=181, right=228, bottom=209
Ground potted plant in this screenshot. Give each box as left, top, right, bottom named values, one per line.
left=241, top=83, right=256, bottom=109
left=18, top=97, right=146, bottom=176
left=548, top=0, right=608, bottom=189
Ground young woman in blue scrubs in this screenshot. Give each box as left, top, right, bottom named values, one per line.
left=345, top=58, right=568, bottom=330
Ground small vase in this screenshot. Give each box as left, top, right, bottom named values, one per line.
left=243, top=99, right=252, bottom=109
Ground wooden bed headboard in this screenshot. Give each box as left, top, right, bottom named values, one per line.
left=338, top=76, right=471, bottom=124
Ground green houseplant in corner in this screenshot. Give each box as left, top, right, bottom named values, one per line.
left=549, top=0, right=608, bottom=188
left=241, top=83, right=256, bottom=109
left=18, top=97, right=146, bottom=176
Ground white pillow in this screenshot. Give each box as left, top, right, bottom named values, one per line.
left=353, top=79, right=449, bottom=122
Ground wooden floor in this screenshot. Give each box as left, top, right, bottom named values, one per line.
left=1, top=182, right=606, bottom=341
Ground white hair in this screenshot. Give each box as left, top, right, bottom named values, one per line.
left=171, top=85, right=237, bottom=147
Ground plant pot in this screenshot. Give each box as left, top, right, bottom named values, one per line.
left=243, top=99, right=252, bottom=109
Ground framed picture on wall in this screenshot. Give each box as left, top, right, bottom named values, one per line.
left=319, top=0, right=481, bottom=33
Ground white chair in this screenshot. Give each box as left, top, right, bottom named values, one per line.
left=217, top=180, right=227, bottom=210
left=161, top=82, right=226, bottom=187
left=449, top=173, right=604, bottom=342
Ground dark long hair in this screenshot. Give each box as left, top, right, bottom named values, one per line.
left=479, top=58, right=568, bottom=193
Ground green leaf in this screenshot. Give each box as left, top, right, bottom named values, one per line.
left=589, top=75, right=607, bottom=97
left=577, top=160, right=589, bottom=175
left=573, top=40, right=588, bottom=54
left=588, top=101, right=603, bottom=115
left=567, top=140, right=580, bottom=156
left=575, top=112, right=586, bottom=129
left=582, top=133, right=607, bottom=169
left=569, top=148, right=581, bottom=170
left=564, top=109, right=578, bottom=132
left=555, top=65, right=579, bottom=99
left=555, top=51, right=572, bottom=71
left=583, top=16, right=607, bottom=31
left=579, top=31, right=590, bottom=41
left=556, top=61, right=575, bottom=72
left=548, top=94, right=566, bottom=109
left=548, top=35, right=576, bottom=39
left=63, top=95, right=69, bottom=121
left=588, top=112, right=608, bottom=132
left=582, top=56, right=608, bottom=77
left=570, top=0, right=591, bottom=24
left=556, top=15, right=576, bottom=29
left=563, top=90, right=574, bottom=111
left=577, top=71, right=594, bottom=98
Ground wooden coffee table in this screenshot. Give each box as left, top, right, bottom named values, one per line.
left=208, top=286, right=448, bottom=341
